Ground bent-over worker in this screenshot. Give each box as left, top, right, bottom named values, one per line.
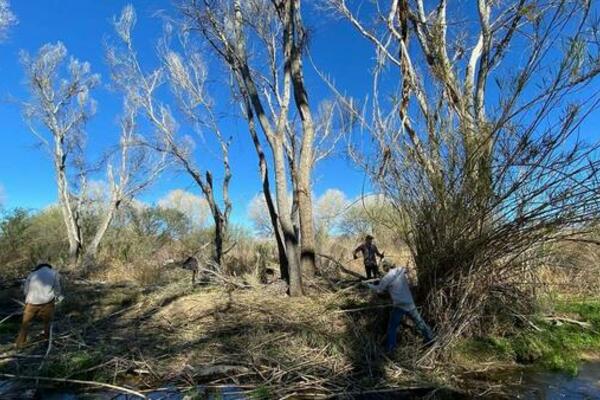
left=353, top=234, right=385, bottom=279
left=367, top=262, right=434, bottom=353
left=15, top=263, right=63, bottom=349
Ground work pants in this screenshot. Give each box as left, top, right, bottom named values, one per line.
left=365, top=263, right=379, bottom=279
left=386, top=306, right=433, bottom=352
left=15, top=301, right=55, bottom=348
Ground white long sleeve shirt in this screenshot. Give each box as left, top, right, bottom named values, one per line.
left=23, top=266, right=62, bottom=305
left=368, top=267, right=415, bottom=310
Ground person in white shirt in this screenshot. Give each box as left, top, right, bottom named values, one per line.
left=367, top=261, right=434, bottom=352
left=15, top=263, right=63, bottom=348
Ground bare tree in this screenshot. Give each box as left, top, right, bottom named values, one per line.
left=314, top=189, right=349, bottom=236
left=328, top=0, right=600, bottom=341
left=21, top=42, right=99, bottom=264
left=178, top=0, right=296, bottom=293
left=85, top=105, right=167, bottom=260
left=179, top=0, right=329, bottom=294
left=108, top=5, right=232, bottom=267
left=0, top=0, right=16, bottom=42
left=22, top=42, right=165, bottom=265
left=158, top=189, right=211, bottom=229
left=247, top=193, right=277, bottom=238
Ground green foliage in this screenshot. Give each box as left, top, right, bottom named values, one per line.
left=458, top=298, right=600, bottom=375
left=339, top=197, right=405, bottom=239
left=41, top=349, right=105, bottom=380
left=100, top=204, right=193, bottom=263
left=250, top=386, right=272, bottom=400
left=0, top=206, right=68, bottom=278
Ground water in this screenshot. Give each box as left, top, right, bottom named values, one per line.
left=516, top=361, right=600, bottom=399
left=1, top=362, right=599, bottom=399
left=0, top=383, right=248, bottom=399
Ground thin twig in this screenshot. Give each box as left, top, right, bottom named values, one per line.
left=0, top=373, right=147, bottom=399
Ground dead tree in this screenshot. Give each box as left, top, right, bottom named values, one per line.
left=108, top=5, right=232, bottom=267
left=22, top=43, right=166, bottom=265
left=21, top=42, right=99, bottom=264
left=85, top=106, right=167, bottom=260
left=328, top=0, right=600, bottom=339
left=179, top=0, right=328, bottom=294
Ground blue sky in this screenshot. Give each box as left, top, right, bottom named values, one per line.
left=0, top=1, right=599, bottom=226
left=0, top=0, right=376, bottom=225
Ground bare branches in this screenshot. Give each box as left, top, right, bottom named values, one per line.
left=21, top=42, right=100, bottom=263
left=179, top=0, right=316, bottom=294
left=0, top=0, right=16, bottom=42
left=109, top=5, right=232, bottom=266
left=330, top=0, right=600, bottom=342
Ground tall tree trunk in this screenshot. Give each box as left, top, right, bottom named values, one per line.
left=273, top=137, right=303, bottom=296
left=206, top=171, right=226, bottom=267
left=232, top=0, right=302, bottom=294
left=245, top=98, right=290, bottom=281
left=213, top=212, right=224, bottom=267
left=86, top=198, right=120, bottom=260
left=54, top=137, right=82, bottom=265
left=266, top=186, right=290, bottom=282
left=289, top=0, right=317, bottom=277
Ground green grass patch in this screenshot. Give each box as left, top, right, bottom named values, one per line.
left=41, top=349, right=106, bottom=380
left=457, top=298, right=600, bottom=375
left=249, top=385, right=272, bottom=400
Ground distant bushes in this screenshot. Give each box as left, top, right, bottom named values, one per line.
left=0, top=203, right=259, bottom=284
left=0, top=206, right=68, bottom=279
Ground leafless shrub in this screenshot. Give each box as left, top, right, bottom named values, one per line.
left=328, top=0, right=600, bottom=346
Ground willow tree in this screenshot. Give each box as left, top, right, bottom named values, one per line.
left=329, top=0, right=600, bottom=339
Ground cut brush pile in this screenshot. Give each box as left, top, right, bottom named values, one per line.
left=0, top=277, right=450, bottom=399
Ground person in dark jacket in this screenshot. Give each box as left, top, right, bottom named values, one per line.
left=353, top=234, right=385, bottom=279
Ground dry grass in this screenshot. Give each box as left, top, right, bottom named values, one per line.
left=0, top=275, right=449, bottom=398
left=3, top=237, right=597, bottom=398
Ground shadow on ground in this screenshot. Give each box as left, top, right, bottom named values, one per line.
left=0, top=278, right=465, bottom=399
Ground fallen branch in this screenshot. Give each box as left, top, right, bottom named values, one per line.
left=557, top=238, right=600, bottom=246
left=0, top=312, right=20, bottom=325
left=0, top=354, right=44, bottom=361
left=0, top=373, right=147, bottom=399
left=202, top=261, right=251, bottom=289
left=333, top=304, right=393, bottom=314
left=543, top=316, right=593, bottom=329
left=36, top=321, right=54, bottom=382
left=11, top=298, right=25, bottom=307
left=317, top=253, right=365, bottom=280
